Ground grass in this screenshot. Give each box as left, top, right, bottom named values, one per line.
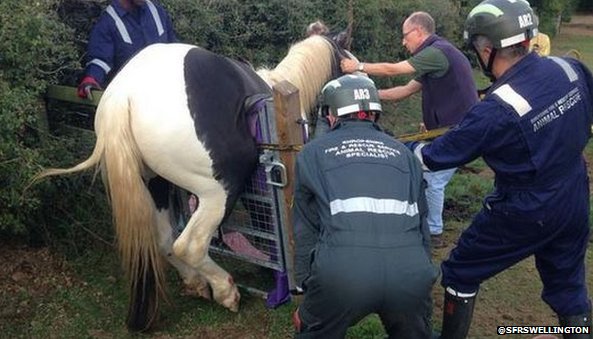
left=4, top=15, right=593, bottom=339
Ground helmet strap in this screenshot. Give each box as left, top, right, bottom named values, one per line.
left=473, top=45, right=497, bottom=82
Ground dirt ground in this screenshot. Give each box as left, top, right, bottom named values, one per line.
left=561, top=14, right=593, bottom=36
left=0, top=243, right=78, bottom=323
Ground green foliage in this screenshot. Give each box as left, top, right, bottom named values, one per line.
left=165, top=0, right=464, bottom=72
left=0, top=0, right=112, bottom=252
left=165, top=0, right=331, bottom=65
left=528, top=0, right=579, bottom=35
left=0, top=0, right=71, bottom=232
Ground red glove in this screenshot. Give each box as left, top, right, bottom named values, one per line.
left=77, top=76, right=101, bottom=100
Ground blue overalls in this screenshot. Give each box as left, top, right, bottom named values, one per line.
left=84, top=0, right=177, bottom=86
left=415, top=53, right=593, bottom=316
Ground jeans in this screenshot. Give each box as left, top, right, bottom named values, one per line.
left=423, top=168, right=456, bottom=235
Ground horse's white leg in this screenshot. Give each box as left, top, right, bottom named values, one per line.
left=154, top=208, right=211, bottom=300
left=172, top=188, right=240, bottom=311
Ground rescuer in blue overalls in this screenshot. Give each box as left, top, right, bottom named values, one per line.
left=407, top=0, right=593, bottom=338
left=77, top=0, right=177, bottom=99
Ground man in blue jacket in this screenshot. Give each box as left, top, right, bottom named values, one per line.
left=293, top=74, right=437, bottom=338
left=408, top=0, right=593, bottom=337
left=77, top=0, right=177, bottom=99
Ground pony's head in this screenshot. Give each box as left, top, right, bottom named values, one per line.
left=256, top=34, right=358, bottom=124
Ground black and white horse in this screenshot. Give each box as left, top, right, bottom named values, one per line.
left=36, top=35, right=353, bottom=331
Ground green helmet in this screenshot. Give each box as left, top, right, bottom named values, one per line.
left=320, top=75, right=382, bottom=117
left=464, top=0, right=538, bottom=49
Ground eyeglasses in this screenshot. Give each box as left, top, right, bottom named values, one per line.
left=403, top=27, right=417, bottom=38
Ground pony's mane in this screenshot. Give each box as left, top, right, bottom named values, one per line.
left=257, top=35, right=336, bottom=120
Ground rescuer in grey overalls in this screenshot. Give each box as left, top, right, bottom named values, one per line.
left=292, top=74, right=438, bottom=338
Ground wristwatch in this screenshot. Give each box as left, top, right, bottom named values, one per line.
left=357, top=62, right=364, bottom=72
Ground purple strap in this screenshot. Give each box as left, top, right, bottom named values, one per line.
left=246, top=98, right=291, bottom=309
left=266, top=270, right=290, bottom=308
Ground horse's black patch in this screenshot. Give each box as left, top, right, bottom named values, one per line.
left=183, top=48, right=271, bottom=215
left=147, top=176, right=170, bottom=210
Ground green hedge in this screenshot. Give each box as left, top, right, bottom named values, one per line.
left=0, top=0, right=113, bottom=253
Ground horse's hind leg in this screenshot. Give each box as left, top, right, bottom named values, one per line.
left=154, top=207, right=212, bottom=300
left=172, top=187, right=240, bottom=311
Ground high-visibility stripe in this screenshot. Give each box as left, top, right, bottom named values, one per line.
left=330, top=197, right=419, bottom=216
left=87, top=58, right=111, bottom=74
left=146, top=0, right=164, bottom=36
left=549, top=56, right=579, bottom=82
left=336, top=102, right=382, bottom=116
left=336, top=104, right=360, bottom=116
left=414, top=143, right=429, bottom=171
left=446, top=287, right=477, bottom=298
left=468, top=4, right=503, bottom=18
left=500, top=32, right=527, bottom=48
left=322, top=79, right=342, bottom=91
left=106, top=5, right=132, bottom=44
left=369, top=102, right=382, bottom=111
left=493, top=84, right=532, bottom=116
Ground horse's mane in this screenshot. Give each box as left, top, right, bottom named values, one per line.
left=257, top=35, right=337, bottom=119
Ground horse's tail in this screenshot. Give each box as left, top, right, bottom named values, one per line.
left=100, top=90, right=166, bottom=332
left=32, top=125, right=106, bottom=182
left=36, top=88, right=166, bottom=332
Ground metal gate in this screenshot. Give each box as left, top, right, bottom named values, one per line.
left=209, top=98, right=292, bottom=273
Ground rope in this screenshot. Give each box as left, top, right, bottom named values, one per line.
left=258, top=143, right=303, bottom=152
left=257, top=127, right=450, bottom=152
left=564, top=49, right=582, bottom=60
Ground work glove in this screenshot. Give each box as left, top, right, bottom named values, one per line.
left=77, top=76, right=101, bottom=100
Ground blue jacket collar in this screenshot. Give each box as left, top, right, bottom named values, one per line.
left=111, top=0, right=146, bottom=17
left=487, top=52, right=539, bottom=95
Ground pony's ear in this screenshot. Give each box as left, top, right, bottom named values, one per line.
left=332, top=30, right=352, bottom=50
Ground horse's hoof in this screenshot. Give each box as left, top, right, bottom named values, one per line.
left=229, top=303, right=239, bottom=313
left=218, top=287, right=240, bottom=312
left=198, top=285, right=213, bottom=300
left=227, top=291, right=240, bottom=312
left=181, top=283, right=212, bottom=300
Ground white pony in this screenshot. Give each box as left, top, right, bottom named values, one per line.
left=35, top=35, right=352, bottom=331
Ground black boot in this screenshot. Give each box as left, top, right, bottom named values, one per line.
left=439, top=289, right=477, bottom=339
left=558, top=312, right=592, bottom=339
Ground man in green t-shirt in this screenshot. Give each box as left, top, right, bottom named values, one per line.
left=341, top=11, right=478, bottom=249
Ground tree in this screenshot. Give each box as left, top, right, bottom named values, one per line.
left=529, top=0, right=578, bottom=35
